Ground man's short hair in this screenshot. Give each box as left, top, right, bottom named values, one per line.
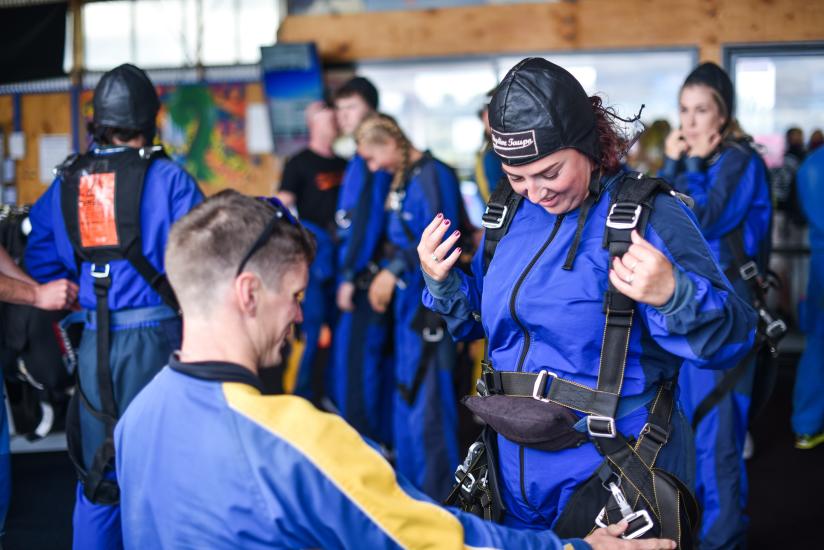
left=165, top=190, right=315, bottom=316
left=333, top=77, right=379, bottom=110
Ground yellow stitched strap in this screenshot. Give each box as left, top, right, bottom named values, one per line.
left=223, top=383, right=474, bottom=549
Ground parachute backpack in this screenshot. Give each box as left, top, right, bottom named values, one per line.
left=59, top=144, right=179, bottom=505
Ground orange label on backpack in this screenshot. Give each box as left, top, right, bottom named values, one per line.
left=78, top=172, right=119, bottom=247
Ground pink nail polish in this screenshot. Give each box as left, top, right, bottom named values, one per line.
left=444, top=219, right=450, bottom=226
left=454, top=230, right=460, bottom=237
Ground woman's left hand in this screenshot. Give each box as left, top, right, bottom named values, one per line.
left=609, top=231, right=675, bottom=308
left=368, top=269, right=398, bottom=313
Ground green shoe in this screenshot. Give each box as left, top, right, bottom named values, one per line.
left=795, top=431, right=824, bottom=450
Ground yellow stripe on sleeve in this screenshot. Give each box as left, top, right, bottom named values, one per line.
left=223, top=383, right=474, bottom=550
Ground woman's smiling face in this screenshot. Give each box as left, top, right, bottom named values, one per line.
left=501, top=148, right=595, bottom=214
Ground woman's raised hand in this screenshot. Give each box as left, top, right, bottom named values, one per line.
left=417, top=213, right=462, bottom=282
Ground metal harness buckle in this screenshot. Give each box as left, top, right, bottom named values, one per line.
left=481, top=204, right=508, bottom=230
left=531, top=369, right=558, bottom=403
left=594, top=482, right=655, bottom=539
left=587, top=415, right=617, bottom=439
left=90, top=263, right=111, bottom=279
left=739, top=261, right=759, bottom=281
left=606, top=203, right=642, bottom=230
left=422, top=327, right=444, bottom=343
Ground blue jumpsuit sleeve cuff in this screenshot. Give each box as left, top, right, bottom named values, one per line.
left=561, top=539, right=592, bottom=550
left=385, top=258, right=407, bottom=278
left=422, top=269, right=461, bottom=300
left=684, top=156, right=705, bottom=173
left=655, top=266, right=695, bottom=316
left=661, top=156, right=679, bottom=180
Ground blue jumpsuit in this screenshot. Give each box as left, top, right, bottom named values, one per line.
left=386, top=154, right=462, bottom=500
left=115, top=358, right=590, bottom=549
left=292, top=219, right=336, bottom=400
left=25, top=147, right=203, bottom=550
left=792, top=147, right=824, bottom=437
left=328, top=155, right=394, bottom=445
left=423, top=171, right=757, bottom=529
left=661, top=143, right=771, bottom=550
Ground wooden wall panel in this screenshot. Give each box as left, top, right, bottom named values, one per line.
left=278, top=0, right=824, bottom=64
left=17, top=93, right=73, bottom=205
left=3, top=83, right=281, bottom=205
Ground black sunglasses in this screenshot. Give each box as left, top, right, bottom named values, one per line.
left=235, top=196, right=299, bottom=277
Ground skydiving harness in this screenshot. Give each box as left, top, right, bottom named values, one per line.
left=58, top=145, right=179, bottom=505
left=387, top=153, right=448, bottom=406
left=690, top=224, right=788, bottom=429
left=446, top=172, right=699, bottom=545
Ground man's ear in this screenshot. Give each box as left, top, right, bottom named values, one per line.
left=234, top=273, right=261, bottom=316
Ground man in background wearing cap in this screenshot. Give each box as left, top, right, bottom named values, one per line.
left=276, top=100, right=346, bottom=401
left=327, top=77, right=395, bottom=447
left=25, top=63, right=203, bottom=549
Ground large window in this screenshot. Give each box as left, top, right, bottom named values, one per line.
left=359, top=49, right=696, bottom=177
left=727, top=45, right=824, bottom=166
left=81, top=0, right=280, bottom=71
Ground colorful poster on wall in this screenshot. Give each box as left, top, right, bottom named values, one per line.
left=260, top=43, right=324, bottom=158
left=81, top=82, right=276, bottom=196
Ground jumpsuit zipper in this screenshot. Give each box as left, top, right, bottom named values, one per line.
left=508, top=214, right=565, bottom=512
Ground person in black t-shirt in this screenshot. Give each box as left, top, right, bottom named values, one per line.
left=276, top=101, right=346, bottom=402
left=278, top=102, right=347, bottom=232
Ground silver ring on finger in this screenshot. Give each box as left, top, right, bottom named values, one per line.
left=626, top=273, right=634, bottom=284
left=431, top=253, right=440, bottom=263
left=630, top=261, right=639, bottom=271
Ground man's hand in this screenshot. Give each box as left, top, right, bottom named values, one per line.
left=33, top=279, right=79, bottom=311
left=609, top=231, right=676, bottom=308
left=584, top=521, right=676, bottom=549
left=337, top=281, right=356, bottom=312
left=367, top=269, right=397, bottom=313
left=417, top=214, right=461, bottom=282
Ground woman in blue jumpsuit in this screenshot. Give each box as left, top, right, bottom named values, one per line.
left=792, top=146, right=824, bottom=449
left=355, top=114, right=462, bottom=500
left=328, top=154, right=393, bottom=445
left=418, top=58, right=756, bottom=538
left=661, top=62, right=771, bottom=550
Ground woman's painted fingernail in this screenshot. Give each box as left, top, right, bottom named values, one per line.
left=444, top=219, right=450, bottom=226
left=456, top=248, right=462, bottom=254
left=436, top=212, right=443, bottom=218
left=453, top=230, right=460, bottom=237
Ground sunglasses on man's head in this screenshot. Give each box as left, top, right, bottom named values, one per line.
left=235, top=196, right=299, bottom=277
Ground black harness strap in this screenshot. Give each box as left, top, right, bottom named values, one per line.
left=481, top=179, right=523, bottom=276
left=692, top=222, right=786, bottom=429
left=691, top=335, right=761, bottom=431
left=398, top=308, right=446, bottom=405
left=81, top=270, right=120, bottom=504
left=58, top=145, right=181, bottom=504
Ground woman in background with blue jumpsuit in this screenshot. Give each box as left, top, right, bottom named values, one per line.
left=419, top=58, right=756, bottom=541
left=661, top=62, right=771, bottom=550
left=355, top=113, right=462, bottom=500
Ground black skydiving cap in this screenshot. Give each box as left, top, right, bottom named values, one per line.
left=488, top=57, right=598, bottom=166
left=93, top=63, right=160, bottom=133
left=683, top=62, right=734, bottom=121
